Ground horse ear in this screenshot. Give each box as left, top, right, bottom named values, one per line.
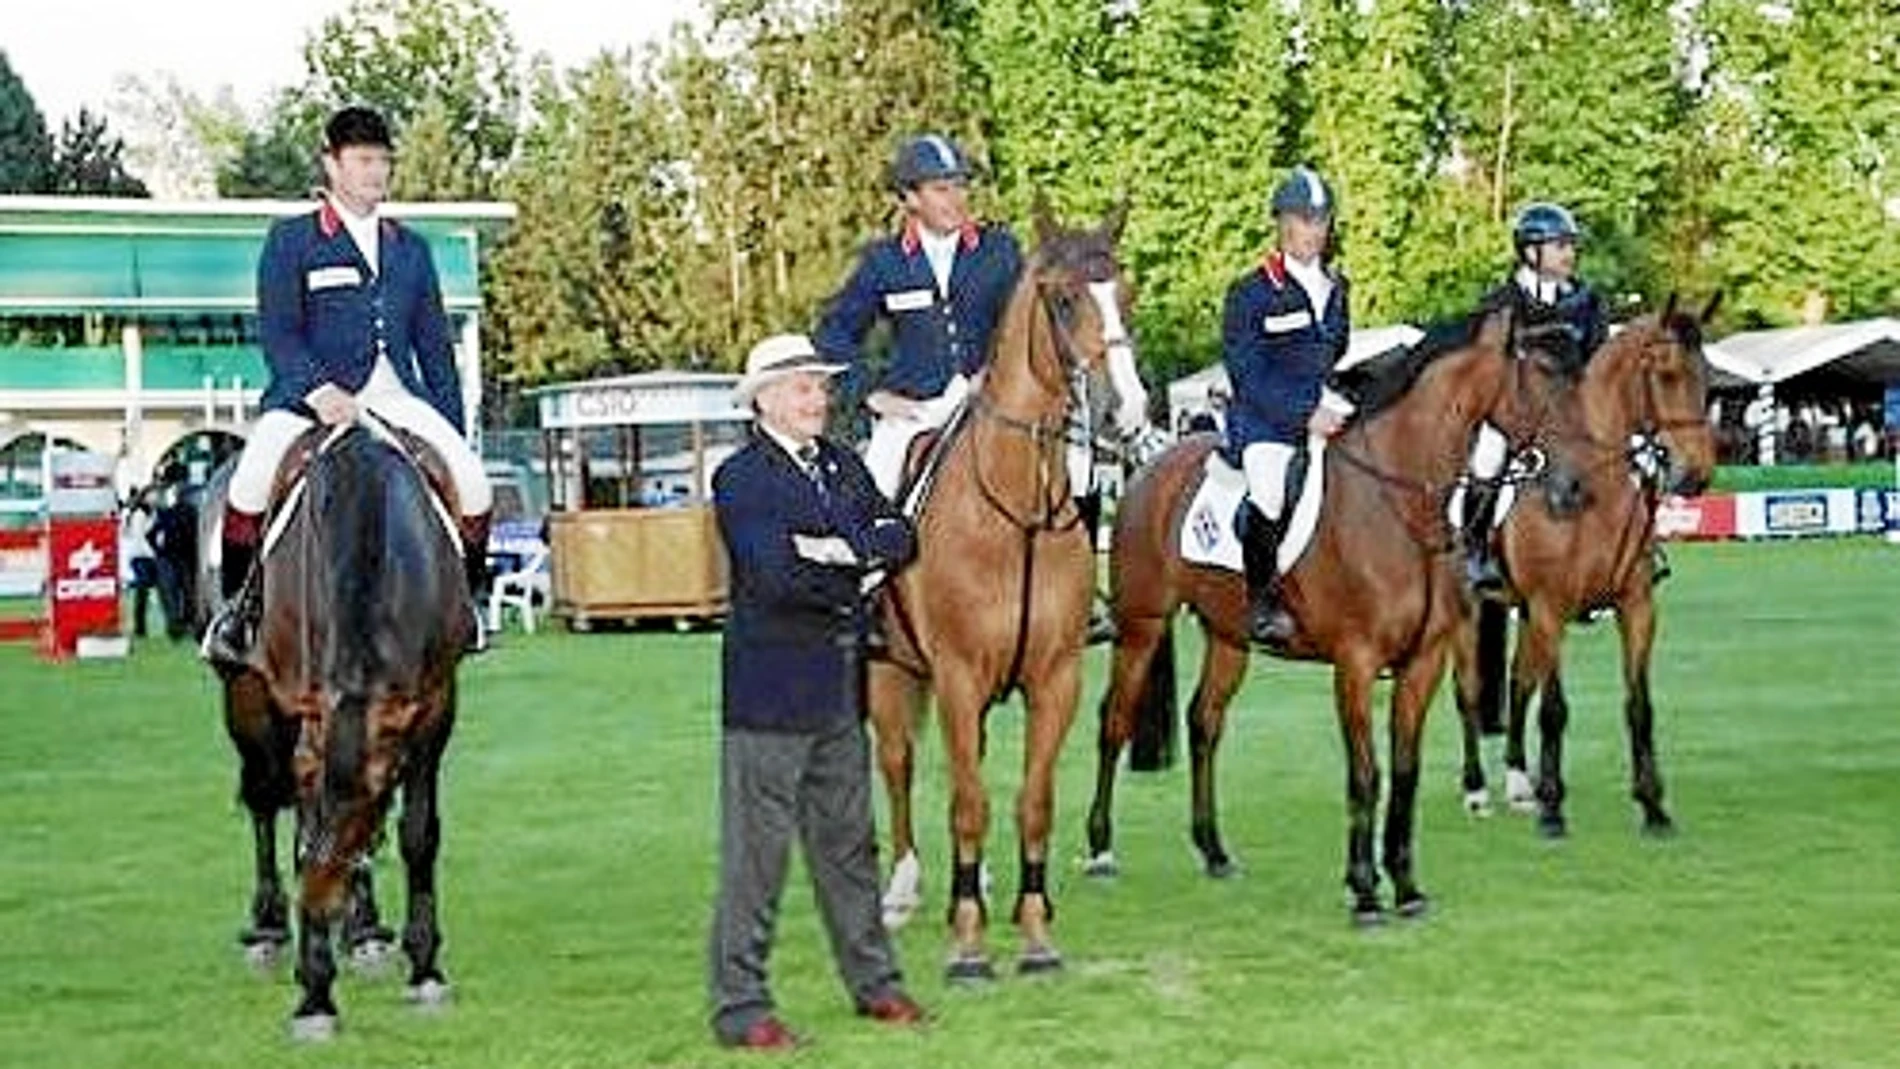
left=1032, top=190, right=1059, bottom=246
left=1100, top=196, right=1130, bottom=245
left=1662, top=292, right=1679, bottom=323
left=1699, top=290, right=1724, bottom=324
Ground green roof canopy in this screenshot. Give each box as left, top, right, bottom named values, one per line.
left=0, top=197, right=513, bottom=315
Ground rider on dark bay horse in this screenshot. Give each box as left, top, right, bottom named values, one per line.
left=813, top=133, right=1141, bottom=643
left=1459, top=201, right=1610, bottom=595
left=203, top=106, right=491, bottom=665
left=1222, top=165, right=1354, bottom=648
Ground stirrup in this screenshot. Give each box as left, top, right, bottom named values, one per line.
left=199, top=599, right=255, bottom=666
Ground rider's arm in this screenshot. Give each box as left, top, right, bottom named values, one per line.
left=1220, top=278, right=1271, bottom=418
left=714, top=456, right=859, bottom=613
left=256, top=220, right=321, bottom=404
left=1319, top=275, right=1354, bottom=417
left=408, top=239, right=467, bottom=433
left=828, top=449, right=916, bottom=573
left=813, top=244, right=886, bottom=402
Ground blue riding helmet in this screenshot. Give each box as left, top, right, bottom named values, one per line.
left=1513, top=202, right=1581, bottom=252
left=1270, top=166, right=1334, bottom=220
left=889, top=134, right=972, bottom=191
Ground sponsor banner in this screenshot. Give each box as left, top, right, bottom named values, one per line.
left=1734, top=489, right=1863, bottom=539
left=45, top=516, right=120, bottom=657
left=1655, top=494, right=1736, bottom=540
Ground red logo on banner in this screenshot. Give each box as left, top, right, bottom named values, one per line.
left=46, top=517, right=120, bottom=656
left=1655, top=494, right=1736, bottom=540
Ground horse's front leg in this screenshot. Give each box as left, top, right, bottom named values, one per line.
left=1333, top=655, right=1383, bottom=925
left=1502, top=606, right=1546, bottom=814
left=1519, top=601, right=1570, bottom=838
left=398, top=711, right=453, bottom=1007
left=1187, top=634, right=1249, bottom=879
left=1084, top=613, right=1168, bottom=876
left=1448, top=607, right=1493, bottom=816
left=1616, top=591, right=1672, bottom=834
left=1016, top=649, right=1083, bottom=973
left=867, top=661, right=924, bottom=929
left=290, top=800, right=343, bottom=1040
left=1385, top=640, right=1448, bottom=918
left=936, top=673, right=994, bottom=982
left=228, top=682, right=293, bottom=965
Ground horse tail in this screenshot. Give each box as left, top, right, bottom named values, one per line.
left=1475, top=600, right=1508, bottom=736
left=1128, top=618, right=1177, bottom=771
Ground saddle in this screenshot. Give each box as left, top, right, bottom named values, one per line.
left=890, top=400, right=975, bottom=519
left=1179, top=442, right=1328, bottom=576
left=257, top=422, right=465, bottom=558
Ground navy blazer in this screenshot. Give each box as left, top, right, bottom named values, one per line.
left=715, top=432, right=916, bottom=733
left=813, top=220, right=1023, bottom=400
left=1222, top=252, right=1352, bottom=451
left=256, top=200, right=465, bottom=431
left=1479, top=277, right=1608, bottom=373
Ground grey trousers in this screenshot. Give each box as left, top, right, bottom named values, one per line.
left=707, top=717, right=902, bottom=1041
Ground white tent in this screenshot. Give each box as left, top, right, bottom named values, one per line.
left=1166, top=324, right=1425, bottom=432
left=1705, top=318, right=1900, bottom=387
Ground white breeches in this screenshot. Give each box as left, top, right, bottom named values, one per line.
left=863, top=375, right=970, bottom=500
left=1242, top=441, right=1297, bottom=520
left=1468, top=422, right=1508, bottom=481
left=228, top=387, right=491, bottom=516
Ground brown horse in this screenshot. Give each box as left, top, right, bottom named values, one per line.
left=1084, top=310, right=1542, bottom=923
left=1451, top=298, right=1719, bottom=838
left=869, top=201, right=1144, bottom=979
left=203, top=422, right=466, bottom=1038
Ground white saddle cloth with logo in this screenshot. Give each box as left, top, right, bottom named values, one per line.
left=1179, top=440, right=1329, bottom=575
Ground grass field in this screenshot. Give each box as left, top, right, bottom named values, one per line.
left=1, top=539, right=1896, bottom=1067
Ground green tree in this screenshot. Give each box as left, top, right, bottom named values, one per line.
left=46, top=108, right=150, bottom=197
left=0, top=50, right=53, bottom=194
left=217, top=90, right=323, bottom=198
left=305, top=0, right=522, bottom=197
left=1682, top=1, right=1900, bottom=325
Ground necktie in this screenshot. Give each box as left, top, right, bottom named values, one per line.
left=797, top=444, right=828, bottom=501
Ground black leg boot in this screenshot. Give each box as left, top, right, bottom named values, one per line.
left=1243, top=504, right=1295, bottom=649
left=1076, top=493, right=1116, bottom=645
left=201, top=535, right=259, bottom=666
left=459, top=513, right=491, bottom=653
left=1462, top=479, right=1505, bottom=598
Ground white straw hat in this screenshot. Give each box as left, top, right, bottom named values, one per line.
left=733, top=333, right=846, bottom=405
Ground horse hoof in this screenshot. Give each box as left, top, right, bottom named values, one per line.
left=1537, top=813, right=1568, bottom=840
left=349, top=939, right=397, bottom=978
left=243, top=940, right=285, bottom=972
left=881, top=905, right=914, bottom=931
left=1505, top=770, right=1537, bottom=812
left=1642, top=815, right=1677, bottom=839
left=1396, top=893, right=1431, bottom=921
left=1350, top=903, right=1387, bottom=929
left=1463, top=790, right=1492, bottom=818
left=288, top=1014, right=338, bottom=1043
left=407, top=979, right=452, bottom=1010
left=945, top=956, right=996, bottom=984
left=1204, top=856, right=1239, bottom=880
left=1081, top=851, right=1119, bottom=879
left=1018, top=948, right=1064, bottom=976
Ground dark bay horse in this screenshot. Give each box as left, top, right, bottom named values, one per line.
left=203, top=421, right=466, bottom=1038
left=1452, top=299, right=1719, bottom=837
left=1085, top=311, right=1536, bottom=923
left=869, top=201, right=1146, bottom=978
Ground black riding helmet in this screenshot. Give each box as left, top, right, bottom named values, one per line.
left=1513, top=202, right=1580, bottom=258
left=889, top=134, right=972, bottom=192
left=325, top=106, right=394, bottom=153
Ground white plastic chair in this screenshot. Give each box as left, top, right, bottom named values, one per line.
left=486, top=545, right=549, bottom=635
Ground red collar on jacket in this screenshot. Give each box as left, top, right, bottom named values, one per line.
left=900, top=217, right=981, bottom=255
left=1259, top=249, right=1289, bottom=288
left=317, top=195, right=398, bottom=240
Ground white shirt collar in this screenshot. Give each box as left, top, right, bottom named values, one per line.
left=759, top=422, right=818, bottom=467
left=1282, top=253, right=1332, bottom=311
left=1514, top=266, right=1570, bottom=306
left=332, top=197, right=380, bottom=274
left=920, top=226, right=960, bottom=297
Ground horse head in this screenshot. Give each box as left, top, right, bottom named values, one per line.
left=1024, top=193, right=1148, bottom=434
left=1585, top=293, right=1721, bottom=497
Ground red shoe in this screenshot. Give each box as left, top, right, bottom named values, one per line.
left=856, top=992, right=927, bottom=1025
left=724, top=1016, right=801, bottom=1051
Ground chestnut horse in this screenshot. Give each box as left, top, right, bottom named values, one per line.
left=1451, top=298, right=1719, bottom=838
left=869, top=202, right=1147, bottom=979
left=203, top=421, right=466, bottom=1038
left=1084, top=310, right=1543, bottom=923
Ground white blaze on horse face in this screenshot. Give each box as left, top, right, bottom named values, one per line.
left=1089, top=280, right=1149, bottom=433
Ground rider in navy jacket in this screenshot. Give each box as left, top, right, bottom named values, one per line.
left=1222, top=166, right=1353, bottom=648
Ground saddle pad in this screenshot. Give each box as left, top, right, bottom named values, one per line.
left=1179, top=440, right=1329, bottom=576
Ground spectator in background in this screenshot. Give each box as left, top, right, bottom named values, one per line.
left=147, top=472, right=198, bottom=641
left=121, top=489, right=157, bottom=639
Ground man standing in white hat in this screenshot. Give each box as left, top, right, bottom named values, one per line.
left=706, top=334, right=923, bottom=1051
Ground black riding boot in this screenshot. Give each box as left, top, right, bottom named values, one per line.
left=459, top=513, right=491, bottom=653
left=201, top=536, right=259, bottom=666
left=1462, top=479, right=1505, bottom=597
left=1243, top=504, right=1295, bottom=649
left=1076, top=492, right=1116, bottom=645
